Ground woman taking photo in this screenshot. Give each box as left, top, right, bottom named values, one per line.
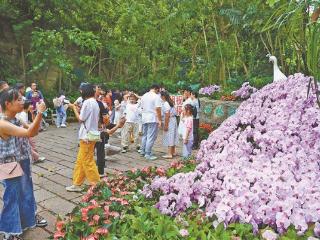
left=0, top=88, right=47, bottom=240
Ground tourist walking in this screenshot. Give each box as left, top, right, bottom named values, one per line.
left=53, top=90, right=68, bottom=128
left=0, top=88, right=47, bottom=240
left=66, top=83, right=101, bottom=192
left=121, top=93, right=140, bottom=153
left=160, top=91, right=178, bottom=159
left=139, top=84, right=162, bottom=160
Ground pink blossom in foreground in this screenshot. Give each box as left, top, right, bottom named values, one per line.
left=143, top=73, right=320, bottom=234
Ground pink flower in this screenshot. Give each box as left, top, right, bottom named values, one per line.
left=54, top=231, right=65, bottom=239
left=93, top=214, right=100, bottom=223
left=95, top=227, right=109, bottom=235
left=55, top=221, right=65, bottom=232
left=156, top=167, right=166, bottom=176
left=81, top=207, right=89, bottom=221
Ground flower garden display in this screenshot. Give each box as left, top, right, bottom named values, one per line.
left=232, top=82, right=257, bottom=100
left=143, top=73, right=320, bottom=236
left=55, top=74, right=320, bottom=240
left=199, top=85, right=221, bottom=96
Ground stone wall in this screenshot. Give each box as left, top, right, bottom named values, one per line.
left=199, top=98, right=241, bottom=126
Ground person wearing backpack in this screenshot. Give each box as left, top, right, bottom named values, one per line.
left=190, top=91, right=200, bottom=149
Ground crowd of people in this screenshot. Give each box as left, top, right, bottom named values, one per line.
left=0, top=80, right=201, bottom=239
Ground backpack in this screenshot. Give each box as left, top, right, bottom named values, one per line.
left=53, top=98, right=62, bottom=108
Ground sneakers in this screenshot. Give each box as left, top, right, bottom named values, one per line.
left=121, top=147, right=128, bottom=153
left=145, top=155, right=157, bottom=161
left=60, top=124, right=67, bottom=128
left=99, top=173, right=106, bottom=178
left=3, top=235, right=23, bottom=240
left=38, top=156, right=46, bottom=162
left=66, top=185, right=83, bottom=192
left=36, top=214, right=48, bottom=227
left=162, top=154, right=173, bottom=159
left=136, top=146, right=140, bottom=151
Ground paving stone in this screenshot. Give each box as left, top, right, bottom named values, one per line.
left=40, top=179, right=82, bottom=200
left=32, top=165, right=56, bottom=177
left=22, top=227, right=51, bottom=240
left=55, top=168, right=73, bottom=177
left=45, top=174, right=73, bottom=185
left=37, top=210, right=58, bottom=234
left=39, top=197, right=76, bottom=216
left=34, top=188, right=56, bottom=203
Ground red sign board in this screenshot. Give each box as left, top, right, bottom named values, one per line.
left=170, top=95, right=183, bottom=116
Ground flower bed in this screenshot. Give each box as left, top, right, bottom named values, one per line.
left=54, top=74, right=320, bottom=240
left=143, top=73, right=320, bottom=237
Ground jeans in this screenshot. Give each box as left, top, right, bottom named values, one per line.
left=56, top=106, right=67, bottom=126
left=182, top=139, right=193, bottom=158
left=95, top=132, right=106, bottom=175
left=0, top=159, right=37, bottom=235
left=141, top=122, right=159, bottom=157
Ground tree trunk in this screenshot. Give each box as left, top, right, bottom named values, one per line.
left=98, top=48, right=102, bottom=77
left=20, top=44, right=26, bottom=85
left=234, top=33, right=248, bottom=76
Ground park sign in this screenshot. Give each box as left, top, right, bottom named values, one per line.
left=170, top=95, right=183, bottom=116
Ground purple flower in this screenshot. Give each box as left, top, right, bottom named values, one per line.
left=199, top=85, right=220, bottom=95
left=143, top=73, right=320, bottom=234
left=262, top=230, right=278, bottom=240
left=179, top=229, right=189, bottom=237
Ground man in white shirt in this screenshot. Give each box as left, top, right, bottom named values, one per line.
left=139, top=84, right=162, bottom=160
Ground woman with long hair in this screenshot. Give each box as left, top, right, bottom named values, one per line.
left=160, top=91, right=178, bottom=158
left=0, top=88, right=47, bottom=240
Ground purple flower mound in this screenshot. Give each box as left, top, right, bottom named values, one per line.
left=143, top=73, right=320, bottom=235
left=232, top=82, right=257, bottom=99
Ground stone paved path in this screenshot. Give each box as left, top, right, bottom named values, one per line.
left=0, top=123, right=184, bottom=239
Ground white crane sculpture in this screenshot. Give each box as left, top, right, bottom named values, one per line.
left=266, top=54, right=287, bottom=82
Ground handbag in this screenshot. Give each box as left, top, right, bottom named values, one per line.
left=0, top=162, right=24, bottom=180
left=83, top=122, right=101, bottom=142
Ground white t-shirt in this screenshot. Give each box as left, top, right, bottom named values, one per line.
left=161, top=101, right=171, bottom=120
left=125, top=103, right=139, bottom=123
left=78, top=98, right=100, bottom=140
left=182, top=97, right=193, bottom=107
left=140, top=91, right=162, bottom=124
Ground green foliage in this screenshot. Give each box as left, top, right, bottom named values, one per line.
left=1, top=0, right=319, bottom=98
